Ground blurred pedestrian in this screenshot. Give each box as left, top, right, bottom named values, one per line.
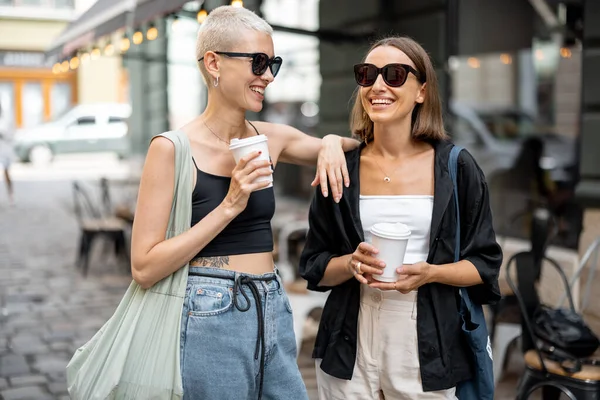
left=300, top=36, right=502, bottom=399
left=0, top=102, right=14, bottom=205
left=130, top=5, right=358, bottom=400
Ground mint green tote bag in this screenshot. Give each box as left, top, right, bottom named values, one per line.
left=66, top=131, right=193, bottom=400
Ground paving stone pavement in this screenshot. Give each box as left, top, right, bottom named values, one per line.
left=0, top=181, right=131, bottom=400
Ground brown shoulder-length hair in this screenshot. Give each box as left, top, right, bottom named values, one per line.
left=350, top=36, right=447, bottom=143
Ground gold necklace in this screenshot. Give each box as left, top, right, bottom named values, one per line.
left=203, top=120, right=241, bottom=144
left=370, top=154, right=402, bottom=183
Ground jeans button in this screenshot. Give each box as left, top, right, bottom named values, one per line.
left=371, top=294, right=381, bottom=302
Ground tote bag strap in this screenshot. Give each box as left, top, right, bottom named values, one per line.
left=448, top=145, right=474, bottom=311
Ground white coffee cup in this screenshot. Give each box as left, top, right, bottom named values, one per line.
left=370, top=222, right=411, bottom=282
left=229, top=135, right=273, bottom=188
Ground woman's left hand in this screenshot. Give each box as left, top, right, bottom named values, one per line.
left=311, top=135, right=350, bottom=203
left=368, top=262, right=433, bottom=293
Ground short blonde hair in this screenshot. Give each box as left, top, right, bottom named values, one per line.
left=350, top=36, right=448, bottom=143
left=196, top=6, right=273, bottom=84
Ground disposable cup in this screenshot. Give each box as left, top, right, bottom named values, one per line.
left=229, top=135, right=273, bottom=188
left=370, top=222, right=411, bottom=282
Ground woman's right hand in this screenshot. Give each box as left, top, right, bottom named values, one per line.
left=221, top=150, right=273, bottom=216
left=347, top=242, right=386, bottom=284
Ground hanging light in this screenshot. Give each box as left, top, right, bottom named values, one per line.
left=146, top=24, right=158, bottom=41
left=500, top=53, right=512, bottom=65
left=80, top=52, right=90, bottom=64
left=467, top=57, right=480, bottom=68
left=231, top=0, right=243, bottom=7
left=171, top=15, right=180, bottom=31
left=133, top=29, right=144, bottom=45
left=91, top=47, right=101, bottom=60
left=52, top=63, right=61, bottom=74
left=60, top=60, right=70, bottom=73
left=120, top=35, right=131, bottom=53
left=69, top=56, right=80, bottom=70
left=104, top=43, right=115, bottom=56
left=197, top=9, right=208, bottom=24
left=560, top=47, right=572, bottom=58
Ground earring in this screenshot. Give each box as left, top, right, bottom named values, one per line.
left=213, top=76, right=219, bottom=87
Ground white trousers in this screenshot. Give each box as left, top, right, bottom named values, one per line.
left=315, top=285, right=457, bottom=400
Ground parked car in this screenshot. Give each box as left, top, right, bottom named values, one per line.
left=448, top=101, right=577, bottom=184
left=13, top=103, right=131, bottom=164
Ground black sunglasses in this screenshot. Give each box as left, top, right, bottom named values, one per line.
left=199, top=52, right=283, bottom=77
left=354, top=63, right=423, bottom=87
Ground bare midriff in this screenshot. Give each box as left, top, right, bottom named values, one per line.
left=189, top=252, right=275, bottom=274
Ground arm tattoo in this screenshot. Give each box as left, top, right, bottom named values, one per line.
left=190, top=256, right=230, bottom=269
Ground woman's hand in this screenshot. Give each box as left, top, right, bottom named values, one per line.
left=347, top=242, right=386, bottom=284
left=368, top=261, right=433, bottom=293
left=311, top=135, right=350, bottom=203
left=221, top=151, right=272, bottom=216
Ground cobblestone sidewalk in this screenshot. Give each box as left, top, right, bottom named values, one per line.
left=0, top=181, right=131, bottom=400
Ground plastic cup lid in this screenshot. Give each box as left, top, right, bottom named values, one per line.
left=370, top=222, right=411, bottom=240
left=229, top=134, right=268, bottom=150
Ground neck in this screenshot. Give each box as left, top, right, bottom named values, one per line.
left=370, top=117, right=418, bottom=158
left=200, top=95, right=248, bottom=141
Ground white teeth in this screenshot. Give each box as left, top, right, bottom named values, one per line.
left=250, top=87, right=265, bottom=95
left=371, top=99, right=393, bottom=105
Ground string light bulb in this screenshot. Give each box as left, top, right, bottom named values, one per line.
left=69, top=56, right=80, bottom=70
left=171, top=15, right=180, bottom=31
left=60, top=60, right=70, bottom=73
left=146, top=25, right=158, bottom=41
left=120, top=35, right=131, bottom=53
left=52, top=63, right=61, bottom=74
left=231, top=0, right=243, bottom=7
left=104, top=43, right=115, bottom=56
left=500, top=53, right=512, bottom=65
left=91, top=47, right=101, bottom=60
left=197, top=9, right=208, bottom=23
left=133, top=30, right=144, bottom=45
left=560, top=47, right=572, bottom=58
left=81, top=52, right=90, bottom=64
left=467, top=57, right=480, bottom=68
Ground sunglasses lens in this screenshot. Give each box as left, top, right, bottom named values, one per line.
left=270, top=57, right=282, bottom=77
left=252, top=53, right=269, bottom=75
left=355, top=64, right=377, bottom=86
left=383, top=65, right=408, bottom=87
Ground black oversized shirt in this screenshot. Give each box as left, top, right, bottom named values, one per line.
left=299, top=139, right=502, bottom=392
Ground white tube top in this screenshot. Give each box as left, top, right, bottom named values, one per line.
left=359, top=195, right=433, bottom=265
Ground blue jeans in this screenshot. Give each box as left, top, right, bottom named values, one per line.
left=180, top=267, right=308, bottom=400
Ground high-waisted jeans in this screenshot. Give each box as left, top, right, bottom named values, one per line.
left=180, top=266, right=308, bottom=400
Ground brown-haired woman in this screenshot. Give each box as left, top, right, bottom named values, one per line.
left=300, top=36, right=502, bottom=398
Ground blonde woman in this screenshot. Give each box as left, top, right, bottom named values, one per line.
left=300, top=36, right=502, bottom=399
left=130, top=6, right=358, bottom=400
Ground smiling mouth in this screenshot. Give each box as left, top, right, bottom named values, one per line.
left=370, top=99, right=394, bottom=106
left=250, top=86, right=265, bottom=95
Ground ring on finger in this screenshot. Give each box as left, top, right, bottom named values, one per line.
left=355, top=261, right=363, bottom=274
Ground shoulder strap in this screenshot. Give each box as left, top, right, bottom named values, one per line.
left=153, top=130, right=193, bottom=238
left=449, top=145, right=473, bottom=306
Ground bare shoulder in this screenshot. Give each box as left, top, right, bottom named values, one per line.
left=147, top=136, right=176, bottom=163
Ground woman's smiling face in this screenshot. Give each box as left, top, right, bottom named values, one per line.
left=359, top=45, right=425, bottom=125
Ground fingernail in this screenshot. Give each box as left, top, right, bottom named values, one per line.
left=380, top=262, right=386, bottom=267
left=258, top=151, right=262, bottom=154
left=323, top=191, right=328, bottom=197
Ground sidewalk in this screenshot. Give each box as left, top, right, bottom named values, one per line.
left=0, top=181, right=131, bottom=400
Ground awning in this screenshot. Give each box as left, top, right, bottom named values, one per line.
left=46, top=0, right=190, bottom=61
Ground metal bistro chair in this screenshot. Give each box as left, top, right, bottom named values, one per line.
left=505, top=243, right=600, bottom=399
left=72, top=181, right=130, bottom=276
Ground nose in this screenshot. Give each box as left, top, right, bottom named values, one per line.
left=372, top=72, right=387, bottom=91
left=261, top=68, right=274, bottom=84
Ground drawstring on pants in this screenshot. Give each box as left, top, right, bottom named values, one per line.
left=188, top=271, right=278, bottom=400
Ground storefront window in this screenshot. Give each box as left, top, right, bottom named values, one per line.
left=0, top=82, right=15, bottom=133
left=22, top=83, right=43, bottom=128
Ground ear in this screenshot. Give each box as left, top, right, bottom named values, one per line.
left=415, top=82, right=427, bottom=104
left=203, top=51, right=221, bottom=80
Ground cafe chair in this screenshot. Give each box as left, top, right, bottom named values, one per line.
left=72, top=181, right=130, bottom=276
left=505, top=248, right=600, bottom=399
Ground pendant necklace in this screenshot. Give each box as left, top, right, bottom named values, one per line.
left=371, top=156, right=401, bottom=183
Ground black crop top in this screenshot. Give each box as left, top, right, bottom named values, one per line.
left=190, top=161, right=276, bottom=258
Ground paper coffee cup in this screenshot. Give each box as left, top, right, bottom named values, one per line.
left=229, top=135, right=273, bottom=188
left=370, top=222, right=411, bottom=282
